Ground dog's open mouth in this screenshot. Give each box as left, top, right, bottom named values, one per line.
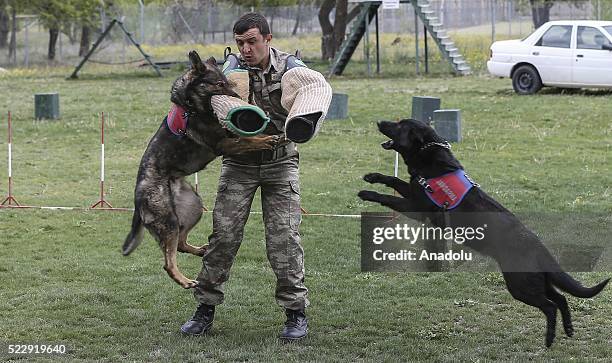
left=381, top=140, right=394, bottom=150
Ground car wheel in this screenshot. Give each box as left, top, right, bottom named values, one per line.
left=512, top=65, right=542, bottom=95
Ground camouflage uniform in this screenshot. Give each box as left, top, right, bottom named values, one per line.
left=194, top=47, right=309, bottom=311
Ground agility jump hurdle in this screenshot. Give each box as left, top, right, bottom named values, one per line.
left=0, top=111, right=136, bottom=211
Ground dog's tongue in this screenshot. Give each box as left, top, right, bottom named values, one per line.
left=381, top=140, right=394, bottom=150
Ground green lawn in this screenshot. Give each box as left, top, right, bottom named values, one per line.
left=0, top=64, right=611, bottom=361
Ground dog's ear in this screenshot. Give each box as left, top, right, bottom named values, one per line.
left=189, top=50, right=206, bottom=72
left=399, top=120, right=425, bottom=149
left=399, top=131, right=412, bottom=149
left=411, top=128, right=425, bottom=145
left=205, top=56, right=217, bottom=66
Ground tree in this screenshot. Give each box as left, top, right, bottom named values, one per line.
left=318, top=0, right=360, bottom=61
left=72, top=0, right=100, bottom=56
left=27, top=0, right=106, bottom=60
left=29, top=0, right=76, bottom=60
left=529, top=0, right=554, bottom=28
left=79, top=24, right=90, bottom=56
left=7, top=3, right=14, bottom=63
left=291, top=0, right=303, bottom=36
left=5, top=0, right=25, bottom=64
left=232, top=0, right=298, bottom=35
left=0, top=0, right=8, bottom=48
left=525, top=0, right=585, bottom=29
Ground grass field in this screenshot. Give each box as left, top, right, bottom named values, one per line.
left=0, top=62, right=611, bottom=361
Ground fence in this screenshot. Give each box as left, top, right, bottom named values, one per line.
left=0, top=0, right=608, bottom=70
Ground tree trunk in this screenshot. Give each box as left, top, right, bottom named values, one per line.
left=48, top=27, right=59, bottom=60
left=318, top=0, right=362, bottom=61
left=0, top=3, right=9, bottom=49
left=292, top=1, right=302, bottom=36
left=270, top=9, right=275, bottom=34
left=7, top=5, right=15, bottom=64
left=170, top=4, right=182, bottom=42
left=79, top=25, right=90, bottom=56
left=530, top=0, right=554, bottom=29
left=67, top=23, right=76, bottom=45
left=333, top=0, right=348, bottom=51
left=318, top=0, right=335, bottom=61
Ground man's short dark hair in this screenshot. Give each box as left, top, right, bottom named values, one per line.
left=233, top=12, right=270, bottom=36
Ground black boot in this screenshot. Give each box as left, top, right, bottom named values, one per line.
left=180, top=303, right=215, bottom=336
left=280, top=309, right=308, bottom=341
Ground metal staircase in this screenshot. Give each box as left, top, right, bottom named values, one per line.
left=328, top=2, right=380, bottom=76
left=329, top=0, right=471, bottom=76
left=414, top=0, right=470, bottom=75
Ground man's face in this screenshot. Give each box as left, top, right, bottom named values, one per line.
left=234, top=27, right=272, bottom=67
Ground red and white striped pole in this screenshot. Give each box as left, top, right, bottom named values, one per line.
left=1, top=111, right=20, bottom=207
left=194, top=172, right=199, bottom=193
left=90, top=112, right=113, bottom=209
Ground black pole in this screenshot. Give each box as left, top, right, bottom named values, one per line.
left=375, top=7, right=380, bottom=74
left=414, top=10, right=419, bottom=75
left=115, top=20, right=162, bottom=77
left=69, top=20, right=117, bottom=79
left=424, top=25, right=429, bottom=74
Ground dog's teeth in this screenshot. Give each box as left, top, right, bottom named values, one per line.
left=381, top=140, right=394, bottom=149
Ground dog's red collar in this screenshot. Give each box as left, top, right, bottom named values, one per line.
left=419, top=170, right=478, bottom=210
left=167, top=103, right=189, bottom=136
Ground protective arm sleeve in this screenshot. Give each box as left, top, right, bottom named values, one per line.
left=281, top=67, right=333, bottom=143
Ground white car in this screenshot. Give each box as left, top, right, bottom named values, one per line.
left=487, top=20, right=612, bottom=94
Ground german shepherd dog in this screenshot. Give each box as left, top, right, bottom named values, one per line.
left=122, top=51, right=279, bottom=289
left=358, top=119, right=609, bottom=347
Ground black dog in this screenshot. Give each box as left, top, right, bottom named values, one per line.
left=122, top=51, right=278, bottom=288
left=358, top=119, right=609, bottom=347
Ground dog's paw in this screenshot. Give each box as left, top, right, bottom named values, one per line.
left=182, top=280, right=200, bottom=289
left=195, top=245, right=208, bottom=257
left=256, top=135, right=279, bottom=150
left=363, top=173, right=384, bottom=184
left=563, top=323, right=574, bottom=337
left=358, top=190, right=379, bottom=201
left=265, top=134, right=280, bottom=146
left=545, top=332, right=556, bottom=347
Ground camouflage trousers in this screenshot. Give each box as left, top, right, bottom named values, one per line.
left=194, top=155, right=309, bottom=310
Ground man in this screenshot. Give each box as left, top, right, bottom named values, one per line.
left=180, top=12, right=331, bottom=341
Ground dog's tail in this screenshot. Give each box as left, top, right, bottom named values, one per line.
left=549, top=272, right=610, bottom=298
left=122, top=211, right=145, bottom=256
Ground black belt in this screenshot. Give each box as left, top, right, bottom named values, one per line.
left=228, top=142, right=298, bottom=165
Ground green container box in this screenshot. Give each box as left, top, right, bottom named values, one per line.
left=433, top=109, right=462, bottom=142
left=411, top=96, right=440, bottom=125
left=326, top=93, right=349, bottom=120
left=35, top=93, right=60, bottom=120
